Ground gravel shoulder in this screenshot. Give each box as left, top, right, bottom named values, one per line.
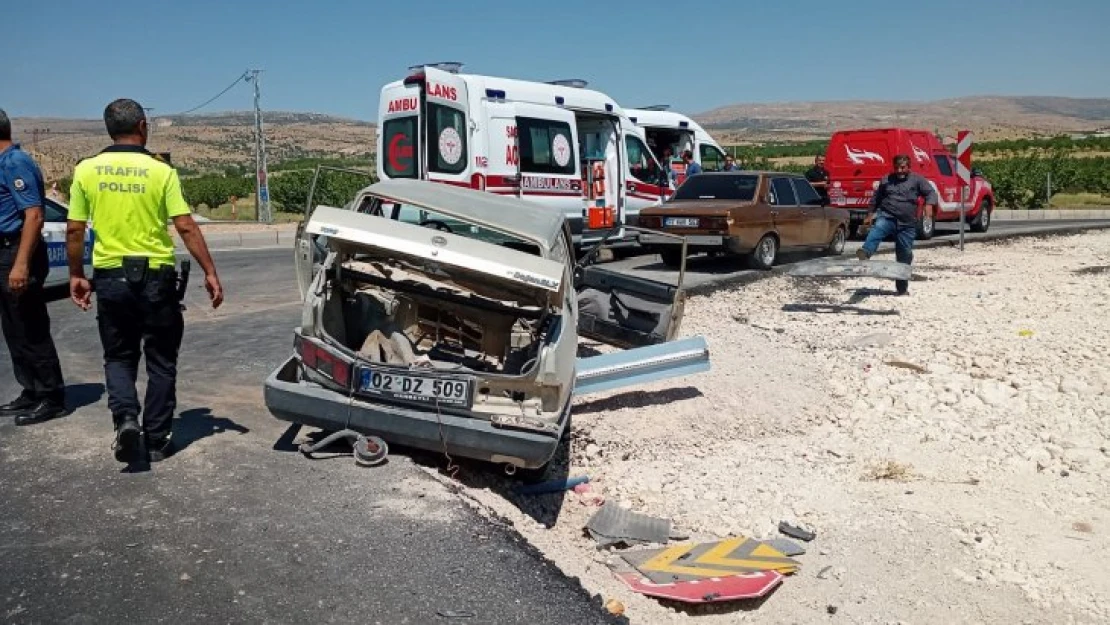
left=437, top=230, right=1110, bottom=624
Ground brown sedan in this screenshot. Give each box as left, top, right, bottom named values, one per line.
left=637, top=172, right=851, bottom=269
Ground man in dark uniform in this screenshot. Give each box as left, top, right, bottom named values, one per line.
left=804, top=154, right=829, bottom=201
left=66, top=99, right=223, bottom=464
left=0, top=108, right=67, bottom=425
left=856, top=154, right=938, bottom=296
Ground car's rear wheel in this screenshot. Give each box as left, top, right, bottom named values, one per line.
left=748, top=234, right=778, bottom=270
left=826, top=226, right=847, bottom=256
left=659, top=249, right=685, bottom=268
left=916, top=211, right=935, bottom=240
left=970, top=198, right=991, bottom=233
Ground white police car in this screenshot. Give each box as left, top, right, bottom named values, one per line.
left=42, top=197, right=94, bottom=289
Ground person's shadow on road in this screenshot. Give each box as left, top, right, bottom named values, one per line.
left=65, top=383, right=105, bottom=412
left=172, top=407, right=250, bottom=453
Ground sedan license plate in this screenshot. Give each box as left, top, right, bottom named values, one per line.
left=359, top=368, right=472, bottom=409
left=664, top=217, right=700, bottom=228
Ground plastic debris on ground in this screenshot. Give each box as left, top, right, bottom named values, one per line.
left=585, top=501, right=671, bottom=548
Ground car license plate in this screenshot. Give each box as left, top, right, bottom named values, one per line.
left=359, top=368, right=473, bottom=409
left=664, top=217, right=700, bottom=228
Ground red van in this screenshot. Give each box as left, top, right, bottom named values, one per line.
left=824, top=128, right=994, bottom=239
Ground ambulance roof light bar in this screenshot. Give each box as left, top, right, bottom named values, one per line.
left=546, top=79, right=588, bottom=88
left=406, top=62, right=464, bottom=75
left=638, top=104, right=672, bottom=111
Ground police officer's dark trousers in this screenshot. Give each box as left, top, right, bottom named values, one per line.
left=0, top=234, right=65, bottom=404
left=93, top=265, right=183, bottom=442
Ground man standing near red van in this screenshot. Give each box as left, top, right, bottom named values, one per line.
left=856, top=154, right=937, bottom=296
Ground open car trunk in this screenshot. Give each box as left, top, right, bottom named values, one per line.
left=320, top=257, right=552, bottom=377
left=303, top=206, right=568, bottom=381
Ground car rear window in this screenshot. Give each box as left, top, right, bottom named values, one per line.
left=673, top=174, right=759, bottom=201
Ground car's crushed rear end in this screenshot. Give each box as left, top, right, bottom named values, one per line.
left=267, top=203, right=575, bottom=470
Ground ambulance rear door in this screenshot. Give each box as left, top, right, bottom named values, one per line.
left=378, top=81, right=422, bottom=181
left=421, top=66, right=472, bottom=186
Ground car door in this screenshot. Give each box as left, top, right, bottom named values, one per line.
left=931, top=153, right=960, bottom=217
left=41, top=198, right=91, bottom=289
left=574, top=226, right=689, bottom=349
left=792, top=177, right=831, bottom=245
left=768, top=176, right=803, bottom=248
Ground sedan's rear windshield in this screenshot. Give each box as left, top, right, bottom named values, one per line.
left=674, top=175, right=759, bottom=201
left=381, top=202, right=543, bottom=256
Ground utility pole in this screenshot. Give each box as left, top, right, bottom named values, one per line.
left=31, top=127, right=49, bottom=154
left=143, top=107, right=155, bottom=142
left=246, top=69, right=273, bottom=223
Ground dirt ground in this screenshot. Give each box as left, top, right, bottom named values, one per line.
left=437, top=230, right=1110, bottom=624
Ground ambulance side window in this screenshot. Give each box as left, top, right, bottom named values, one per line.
left=428, top=103, right=468, bottom=175
left=518, top=117, right=576, bottom=175
left=700, top=144, right=727, bottom=172
left=625, top=135, right=660, bottom=184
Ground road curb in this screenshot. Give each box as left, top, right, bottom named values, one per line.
left=685, top=221, right=1110, bottom=297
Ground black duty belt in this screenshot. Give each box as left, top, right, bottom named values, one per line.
left=0, top=231, right=22, bottom=246
left=94, top=265, right=178, bottom=279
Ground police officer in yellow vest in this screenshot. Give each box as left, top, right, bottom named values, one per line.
left=66, top=99, right=224, bottom=464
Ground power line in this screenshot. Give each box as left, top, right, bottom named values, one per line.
left=172, top=72, right=249, bottom=116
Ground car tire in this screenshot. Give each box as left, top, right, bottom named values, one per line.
left=748, top=234, right=778, bottom=270
left=970, top=198, right=991, bottom=233
left=916, top=211, right=935, bottom=240
left=826, top=226, right=847, bottom=256
left=659, top=249, right=685, bottom=268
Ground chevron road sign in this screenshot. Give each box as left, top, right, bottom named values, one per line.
left=621, top=536, right=801, bottom=585
left=957, top=130, right=973, bottom=250
left=957, top=130, right=973, bottom=187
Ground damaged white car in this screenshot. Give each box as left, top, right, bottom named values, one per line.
left=264, top=178, right=709, bottom=473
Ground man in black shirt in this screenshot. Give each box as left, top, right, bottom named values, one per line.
left=856, top=154, right=938, bottom=296
left=804, top=154, right=829, bottom=195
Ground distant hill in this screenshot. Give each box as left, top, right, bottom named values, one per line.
left=12, top=96, right=1110, bottom=182
left=694, top=96, right=1110, bottom=143
left=11, top=111, right=376, bottom=182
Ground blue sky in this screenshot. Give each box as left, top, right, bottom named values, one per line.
left=5, top=0, right=1108, bottom=120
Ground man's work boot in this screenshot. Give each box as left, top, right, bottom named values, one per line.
left=856, top=248, right=870, bottom=261
left=0, top=393, right=37, bottom=417
left=147, top=435, right=175, bottom=463
left=14, top=399, right=67, bottom=426
left=113, top=416, right=142, bottom=463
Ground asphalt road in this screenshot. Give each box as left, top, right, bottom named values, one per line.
left=0, top=249, right=623, bottom=625
left=607, top=219, right=1110, bottom=294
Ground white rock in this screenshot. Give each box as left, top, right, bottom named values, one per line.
left=960, top=394, right=986, bottom=411
left=1064, top=448, right=1105, bottom=472
left=929, top=363, right=955, bottom=376
left=938, top=392, right=960, bottom=406
left=867, top=375, right=892, bottom=391
left=1060, top=377, right=1089, bottom=395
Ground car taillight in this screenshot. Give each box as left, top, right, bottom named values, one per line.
left=639, top=215, right=662, bottom=228
left=295, top=335, right=351, bottom=387
left=703, top=217, right=729, bottom=230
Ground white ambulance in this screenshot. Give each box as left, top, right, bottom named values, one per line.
left=376, top=63, right=673, bottom=248
left=626, top=106, right=729, bottom=185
